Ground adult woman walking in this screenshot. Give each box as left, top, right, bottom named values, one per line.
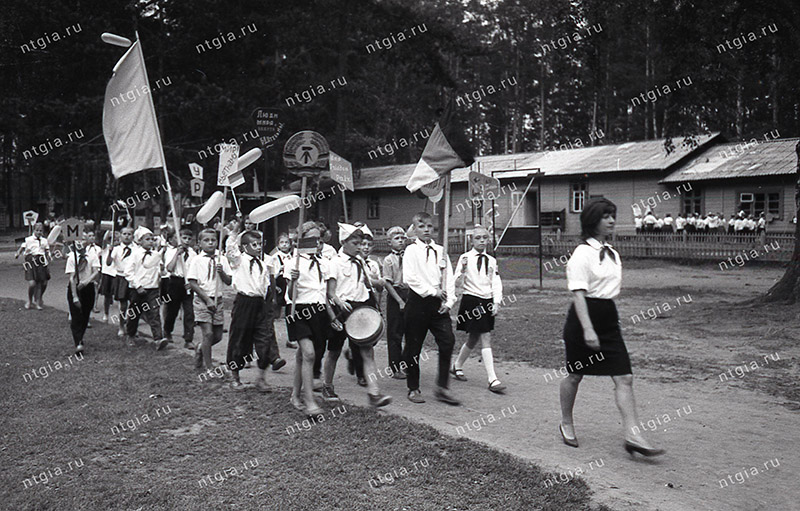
left=559, top=198, right=664, bottom=457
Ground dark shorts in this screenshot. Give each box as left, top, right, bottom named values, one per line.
left=456, top=294, right=495, bottom=333
left=99, top=274, right=116, bottom=297
left=23, top=254, right=50, bottom=282
left=285, top=304, right=332, bottom=346
left=115, top=275, right=131, bottom=301
left=563, top=298, right=632, bottom=375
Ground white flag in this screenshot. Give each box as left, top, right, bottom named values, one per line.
left=102, top=40, right=164, bottom=179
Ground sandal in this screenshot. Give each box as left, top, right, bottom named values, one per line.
left=290, top=395, right=305, bottom=411
left=488, top=379, right=506, bottom=393
left=450, top=366, right=467, bottom=381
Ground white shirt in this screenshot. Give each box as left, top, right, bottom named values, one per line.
left=23, top=235, right=49, bottom=258
left=284, top=253, right=329, bottom=304
left=402, top=239, right=456, bottom=309
left=321, top=243, right=337, bottom=260
left=643, top=214, right=656, bottom=225
left=455, top=249, right=503, bottom=304
left=272, top=251, right=293, bottom=277
left=101, top=245, right=117, bottom=276
left=663, top=216, right=674, bottom=226
left=226, top=250, right=271, bottom=297
left=65, top=249, right=101, bottom=284
left=734, top=219, right=745, bottom=231
left=129, top=246, right=163, bottom=289
left=111, top=243, right=137, bottom=281
left=566, top=237, right=621, bottom=300
left=757, top=217, right=766, bottom=228
left=165, top=246, right=196, bottom=278
left=330, top=251, right=371, bottom=302
left=86, top=243, right=102, bottom=261
left=675, top=217, right=686, bottom=229
left=655, top=219, right=664, bottom=229
left=634, top=217, right=643, bottom=228
left=186, top=250, right=221, bottom=297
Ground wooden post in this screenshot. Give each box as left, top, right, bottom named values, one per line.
left=342, top=189, right=349, bottom=223
left=289, top=175, right=308, bottom=317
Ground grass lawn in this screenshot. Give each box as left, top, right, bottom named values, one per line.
left=0, top=297, right=609, bottom=511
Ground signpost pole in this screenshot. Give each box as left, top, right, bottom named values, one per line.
left=342, top=189, right=349, bottom=223
left=215, top=186, right=228, bottom=308
left=538, top=177, right=543, bottom=289
left=289, top=175, right=308, bottom=317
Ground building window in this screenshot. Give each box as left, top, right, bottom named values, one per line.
left=367, top=194, right=380, bottom=219
left=471, top=200, right=483, bottom=225
left=681, top=188, right=703, bottom=215
left=738, top=191, right=781, bottom=217
left=570, top=183, right=586, bottom=213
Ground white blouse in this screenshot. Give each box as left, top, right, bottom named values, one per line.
left=566, top=237, right=621, bottom=299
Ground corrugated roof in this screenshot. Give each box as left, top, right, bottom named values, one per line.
left=354, top=133, right=720, bottom=190
left=660, top=137, right=797, bottom=183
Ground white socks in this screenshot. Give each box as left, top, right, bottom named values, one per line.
left=482, top=348, right=498, bottom=383
left=455, top=343, right=471, bottom=369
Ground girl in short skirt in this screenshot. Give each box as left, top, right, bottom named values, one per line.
left=559, top=198, right=664, bottom=457
left=15, top=222, right=52, bottom=310
left=451, top=225, right=505, bottom=393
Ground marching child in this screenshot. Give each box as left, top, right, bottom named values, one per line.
left=109, top=226, right=136, bottom=336
left=451, top=225, right=505, bottom=393
left=65, top=238, right=101, bottom=353
left=273, top=232, right=295, bottom=349
left=125, top=228, right=169, bottom=350
left=163, top=228, right=196, bottom=348
left=224, top=230, right=285, bottom=390
left=345, top=224, right=384, bottom=386
left=186, top=228, right=228, bottom=376
left=326, top=223, right=391, bottom=407
left=286, top=222, right=331, bottom=415
left=382, top=226, right=408, bottom=378
left=15, top=222, right=52, bottom=310
left=83, top=230, right=102, bottom=315
left=402, top=212, right=460, bottom=405
left=99, top=231, right=118, bottom=322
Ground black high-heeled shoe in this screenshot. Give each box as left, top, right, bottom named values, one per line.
left=624, top=441, right=665, bottom=457
left=559, top=423, right=579, bottom=448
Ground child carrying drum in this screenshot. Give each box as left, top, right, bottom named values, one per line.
left=325, top=223, right=391, bottom=408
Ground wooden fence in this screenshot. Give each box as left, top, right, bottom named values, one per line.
left=373, top=231, right=795, bottom=263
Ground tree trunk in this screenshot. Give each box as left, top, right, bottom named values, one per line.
left=736, top=68, right=744, bottom=138
left=763, top=141, right=800, bottom=302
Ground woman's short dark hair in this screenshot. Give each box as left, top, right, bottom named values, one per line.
left=580, top=198, right=617, bottom=240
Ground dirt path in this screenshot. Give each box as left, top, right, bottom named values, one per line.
left=1, top=253, right=796, bottom=511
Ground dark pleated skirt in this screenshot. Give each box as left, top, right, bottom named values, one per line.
left=562, top=297, right=632, bottom=375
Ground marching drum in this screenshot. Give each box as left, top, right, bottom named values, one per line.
left=344, top=306, right=384, bottom=347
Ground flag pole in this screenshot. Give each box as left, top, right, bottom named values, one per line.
left=134, top=32, right=182, bottom=239
left=440, top=173, right=452, bottom=293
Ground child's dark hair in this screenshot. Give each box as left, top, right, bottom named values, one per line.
left=580, top=198, right=617, bottom=240
left=180, top=228, right=194, bottom=237
left=241, top=230, right=261, bottom=245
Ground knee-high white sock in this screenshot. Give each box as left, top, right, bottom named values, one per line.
left=481, top=348, right=498, bottom=383
left=455, top=343, right=472, bottom=369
